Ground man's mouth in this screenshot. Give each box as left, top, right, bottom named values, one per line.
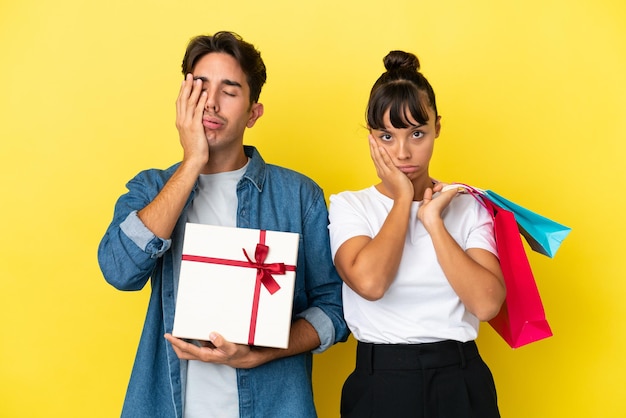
left=202, top=116, right=225, bottom=129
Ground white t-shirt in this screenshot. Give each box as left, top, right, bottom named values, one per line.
left=328, top=186, right=497, bottom=344
left=184, top=162, right=248, bottom=418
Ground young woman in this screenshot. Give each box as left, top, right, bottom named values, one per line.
left=328, top=50, right=506, bottom=418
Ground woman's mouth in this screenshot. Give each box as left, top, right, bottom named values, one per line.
left=397, top=166, right=418, bottom=174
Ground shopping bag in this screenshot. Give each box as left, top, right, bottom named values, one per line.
left=446, top=184, right=571, bottom=258
left=483, top=190, right=571, bottom=258
left=476, top=195, right=553, bottom=348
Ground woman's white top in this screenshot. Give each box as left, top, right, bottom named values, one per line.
left=328, top=186, right=497, bottom=344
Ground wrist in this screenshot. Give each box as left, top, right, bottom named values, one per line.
left=422, top=216, right=445, bottom=235
left=180, top=155, right=207, bottom=175
left=391, top=189, right=413, bottom=205
left=245, top=346, right=278, bottom=368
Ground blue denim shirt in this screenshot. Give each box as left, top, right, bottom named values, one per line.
left=98, top=146, right=348, bottom=418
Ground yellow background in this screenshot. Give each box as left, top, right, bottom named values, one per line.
left=1, top=0, right=625, bottom=416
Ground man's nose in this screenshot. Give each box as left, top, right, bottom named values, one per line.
left=203, top=89, right=219, bottom=113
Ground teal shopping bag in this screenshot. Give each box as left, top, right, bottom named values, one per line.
left=483, top=190, right=571, bottom=258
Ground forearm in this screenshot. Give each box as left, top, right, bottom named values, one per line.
left=138, top=160, right=202, bottom=239
left=238, top=318, right=320, bottom=368
left=427, top=221, right=505, bottom=321
left=337, top=197, right=411, bottom=300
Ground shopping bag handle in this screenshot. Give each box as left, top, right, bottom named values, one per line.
left=444, top=183, right=493, bottom=217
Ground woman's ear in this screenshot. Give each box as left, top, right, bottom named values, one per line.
left=434, top=115, right=442, bottom=138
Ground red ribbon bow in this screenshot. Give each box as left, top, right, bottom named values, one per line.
left=242, top=243, right=283, bottom=295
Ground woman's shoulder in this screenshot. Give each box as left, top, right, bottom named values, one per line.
left=444, top=192, right=493, bottom=223
left=330, top=186, right=379, bottom=203
left=450, top=192, right=480, bottom=207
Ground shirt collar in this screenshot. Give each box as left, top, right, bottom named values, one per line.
left=242, top=145, right=266, bottom=192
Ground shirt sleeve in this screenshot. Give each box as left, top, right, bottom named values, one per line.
left=328, top=192, right=374, bottom=260
left=465, top=197, right=498, bottom=257
left=295, top=306, right=337, bottom=353
left=97, top=169, right=175, bottom=291
left=297, top=187, right=349, bottom=352
left=120, top=210, right=172, bottom=256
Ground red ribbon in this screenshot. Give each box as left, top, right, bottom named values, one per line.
left=181, top=229, right=296, bottom=345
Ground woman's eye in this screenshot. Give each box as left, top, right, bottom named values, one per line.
left=380, top=134, right=392, bottom=142
left=412, top=131, right=424, bottom=139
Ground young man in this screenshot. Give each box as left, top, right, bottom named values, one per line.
left=98, top=31, right=348, bottom=417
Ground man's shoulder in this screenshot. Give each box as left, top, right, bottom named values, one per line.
left=130, top=162, right=181, bottom=181
left=125, top=162, right=181, bottom=191
left=264, top=163, right=321, bottom=190
left=265, top=163, right=314, bottom=180
left=330, top=186, right=375, bottom=203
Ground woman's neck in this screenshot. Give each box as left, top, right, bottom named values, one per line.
left=411, top=176, right=436, bottom=201
left=374, top=175, right=434, bottom=202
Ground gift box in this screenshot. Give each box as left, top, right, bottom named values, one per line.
left=172, top=223, right=299, bottom=349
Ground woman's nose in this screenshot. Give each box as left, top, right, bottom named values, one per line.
left=396, top=141, right=411, bottom=160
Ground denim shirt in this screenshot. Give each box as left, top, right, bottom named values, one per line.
left=98, top=146, right=348, bottom=418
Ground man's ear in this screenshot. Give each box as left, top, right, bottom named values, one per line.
left=247, top=103, right=264, bottom=128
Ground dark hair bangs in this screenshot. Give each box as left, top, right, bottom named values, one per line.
left=367, top=83, right=430, bottom=130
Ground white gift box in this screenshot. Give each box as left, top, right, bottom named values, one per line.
left=172, top=223, right=299, bottom=349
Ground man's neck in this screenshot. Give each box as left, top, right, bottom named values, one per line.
left=201, top=147, right=248, bottom=175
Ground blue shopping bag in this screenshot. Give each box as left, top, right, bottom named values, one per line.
left=483, top=190, right=571, bottom=258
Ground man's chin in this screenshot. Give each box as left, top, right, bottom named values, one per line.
left=204, top=131, right=219, bottom=142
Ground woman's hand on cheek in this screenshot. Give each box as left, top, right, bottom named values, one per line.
left=369, top=135, right=413, bottom=202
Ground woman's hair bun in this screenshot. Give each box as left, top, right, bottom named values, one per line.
left=383, top=50, right=420, bottom=73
